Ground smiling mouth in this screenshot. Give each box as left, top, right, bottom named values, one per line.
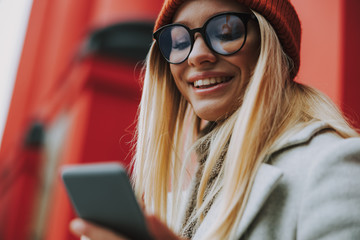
left=193, top=76, right=233, bottom=88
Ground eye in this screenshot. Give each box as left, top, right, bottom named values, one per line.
left=172, top=40, right=191, bottom=50
left=169, top=26, right=191, bottom=51
left=207, top=15, right=246, bottom=42
left=216, top=24, right=243, bottom=41
left=216, top=33, right=233, bottom=41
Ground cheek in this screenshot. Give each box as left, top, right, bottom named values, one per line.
left=231, top=46, right=259, bottom=76
left=170, top=65, right=190, bottom=99
left=226, top=49, right=258, bottom=78
left=226, top=30, right=260, bottom=75
left=247, top=44, right=260, bottom=70
left=170, top=64, right=186, bottom=86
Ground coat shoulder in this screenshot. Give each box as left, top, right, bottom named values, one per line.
left=244, top=129, right=360, bottom=240
left=295, top=134, right=360, bottom=240
left=270, top=126, right=359, bottom=168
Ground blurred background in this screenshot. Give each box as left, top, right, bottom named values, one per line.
left=0, top=0, right=359, bottom=239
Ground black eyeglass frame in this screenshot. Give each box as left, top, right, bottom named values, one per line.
left=153, top=12, right=257, bottom=64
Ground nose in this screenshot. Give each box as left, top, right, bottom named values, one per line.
left=187, top=34, right=217, bottom=66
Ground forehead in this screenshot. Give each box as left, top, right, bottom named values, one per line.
left=172, top=0, right=250, bottom=27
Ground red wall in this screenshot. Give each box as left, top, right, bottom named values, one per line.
left=0, top=0, right=163, bottom=239
left=293, top=0, right=360, bottom=127
left=294, top=0, right=343, bottom=103
left=343, top=0, right=360, bottom=126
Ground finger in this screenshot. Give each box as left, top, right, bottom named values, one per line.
left=146, top=215, right=187, bottom=240
left=138, top=199, right=145, bottom=212
left=70, top=218, right=129, bottom=240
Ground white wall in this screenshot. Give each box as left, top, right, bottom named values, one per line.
left=0, top=0, right=33, bottom=147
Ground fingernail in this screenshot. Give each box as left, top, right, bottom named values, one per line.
left=70, top=219, right=86, bottom=235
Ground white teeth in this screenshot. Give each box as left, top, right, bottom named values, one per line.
left=193, top=77, right=230, bottom=88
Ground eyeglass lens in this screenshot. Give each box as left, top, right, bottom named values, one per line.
left=157, top=13, right=247, bottom=64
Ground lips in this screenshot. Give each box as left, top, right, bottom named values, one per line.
left=193, top=76, right=232, bottom=88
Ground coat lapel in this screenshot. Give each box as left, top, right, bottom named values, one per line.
left=234, top=122, right=333, bottom=238
left=193, top=164, right=283, bottom=240
left=234, top=164, right=283, bottom=238
left=193, top=122, right=332, bottom=240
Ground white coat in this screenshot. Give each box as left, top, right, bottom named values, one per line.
left=192, top=122, right=360, bottom=240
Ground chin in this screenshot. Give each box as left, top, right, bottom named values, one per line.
left=195, top=110, right=226, bottom=122
left=195, top=106, right=238, bottom=122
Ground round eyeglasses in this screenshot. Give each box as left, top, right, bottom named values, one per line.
left=153, top=12, right=257, bottom=64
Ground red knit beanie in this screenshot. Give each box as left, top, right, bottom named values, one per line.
left=154, top=0, right=301, bottom=79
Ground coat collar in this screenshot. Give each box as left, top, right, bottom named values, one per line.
left=193, top=121, right=332, bottom=240
left=264, top=121, right=332, bottom=161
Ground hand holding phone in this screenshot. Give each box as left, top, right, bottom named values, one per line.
left=61, top=162, right=153, bottom=240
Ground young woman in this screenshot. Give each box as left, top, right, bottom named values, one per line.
left=70, top=0, right=360, bottom=239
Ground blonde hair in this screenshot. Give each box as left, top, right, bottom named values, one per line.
left=132, top=11, right=358, bottom=239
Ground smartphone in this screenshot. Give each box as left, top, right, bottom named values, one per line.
left=61, top=162, right=153, bottom=240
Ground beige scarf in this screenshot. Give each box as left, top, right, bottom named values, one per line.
left=180, top=134, right=227, bottom=239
